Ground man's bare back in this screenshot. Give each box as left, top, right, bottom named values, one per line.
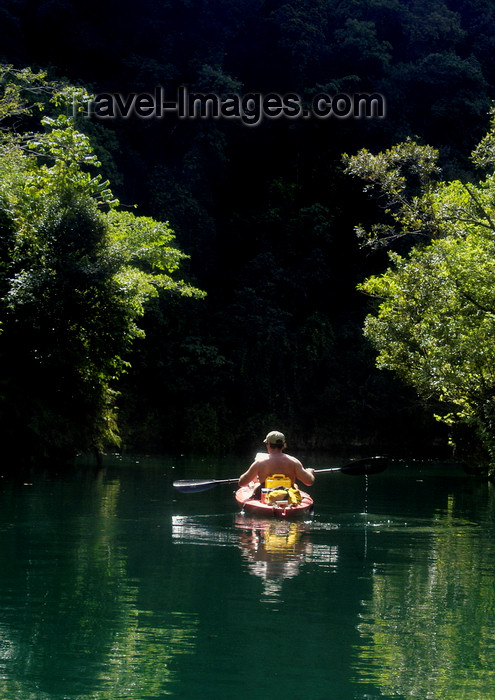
left=239, top=432, right=315, bottom=487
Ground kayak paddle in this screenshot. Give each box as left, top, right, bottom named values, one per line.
left=172, top=455, right=388, bottom=493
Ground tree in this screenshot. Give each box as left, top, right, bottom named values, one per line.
left=0, top=66, right=203, bottom=463
left=343, top=122, right=495, bottom=475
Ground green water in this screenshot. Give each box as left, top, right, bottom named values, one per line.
left=1, top=455, right=494, bottom=699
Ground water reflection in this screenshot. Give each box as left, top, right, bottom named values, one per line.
left=98, top=610, right=198, bottom=699
left=235, top=516, right=313, bottom=601
left=3, top=458, right=495, bottom=699
left=353, top=492, right=495, bottom=699
left=0, top=472, right=198, bottom=699
left=171, top=513, right=339, bottom=603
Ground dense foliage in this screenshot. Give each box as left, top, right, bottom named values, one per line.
left=344, top=131, right=495, bottom=474
left=1, top=1, right=495, bottom=460
left=0, top=67, right=202, bottom=462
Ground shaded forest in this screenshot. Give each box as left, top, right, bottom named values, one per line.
left=2, top=0, right=495, bottom=457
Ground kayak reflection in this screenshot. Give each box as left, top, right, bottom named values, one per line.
left=171, top=514, right=339, bottom=599
left=234, top=515, right=312, bottom=596
left=234, top=514, right=339, bottom=598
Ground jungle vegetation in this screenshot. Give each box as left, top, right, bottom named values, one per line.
left=1, top=0, right=495, bottom=468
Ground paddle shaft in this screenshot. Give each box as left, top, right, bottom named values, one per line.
left=314, top=467, right=345, bottom=474
left=172, top=455, right=387, bottom=492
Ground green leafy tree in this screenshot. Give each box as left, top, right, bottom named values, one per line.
left=0, top=66, right=203, bottom=463
left=343, top=123, right=495, bottom=475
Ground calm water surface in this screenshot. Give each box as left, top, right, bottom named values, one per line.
left=1, top=455, right=494, bottom=699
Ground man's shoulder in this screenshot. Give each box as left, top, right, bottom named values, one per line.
left=283, top=453, right=302, bottom=465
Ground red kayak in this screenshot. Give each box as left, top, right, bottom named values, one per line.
left=235, top=483, right=314, bottom=519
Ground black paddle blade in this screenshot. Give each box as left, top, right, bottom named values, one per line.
left=173, top=479, right=219, bottom=493
left=340, top=455, right=388, bottom=476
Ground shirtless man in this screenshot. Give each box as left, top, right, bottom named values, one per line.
left=238, top=431, right=315, bottom=488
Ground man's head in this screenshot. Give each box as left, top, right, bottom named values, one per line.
left=263, top=431, right=286, bottom=449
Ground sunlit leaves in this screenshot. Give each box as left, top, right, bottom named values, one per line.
left=0, top=64, right=49, bottom=124
left=347, top=126, right=495, bottom=466
left=107, top=210, right=184, bottom=274
left=343, top=138, right=442, bottom=247
left=361, top=235, right=495, bottom=423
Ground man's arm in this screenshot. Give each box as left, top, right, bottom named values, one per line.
left=295, top=460, right=315, bottom=486
left=238, top=462, right=259, bottom=487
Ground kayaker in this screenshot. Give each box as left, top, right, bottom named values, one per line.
left=238, top=431, right=315, bottom=496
